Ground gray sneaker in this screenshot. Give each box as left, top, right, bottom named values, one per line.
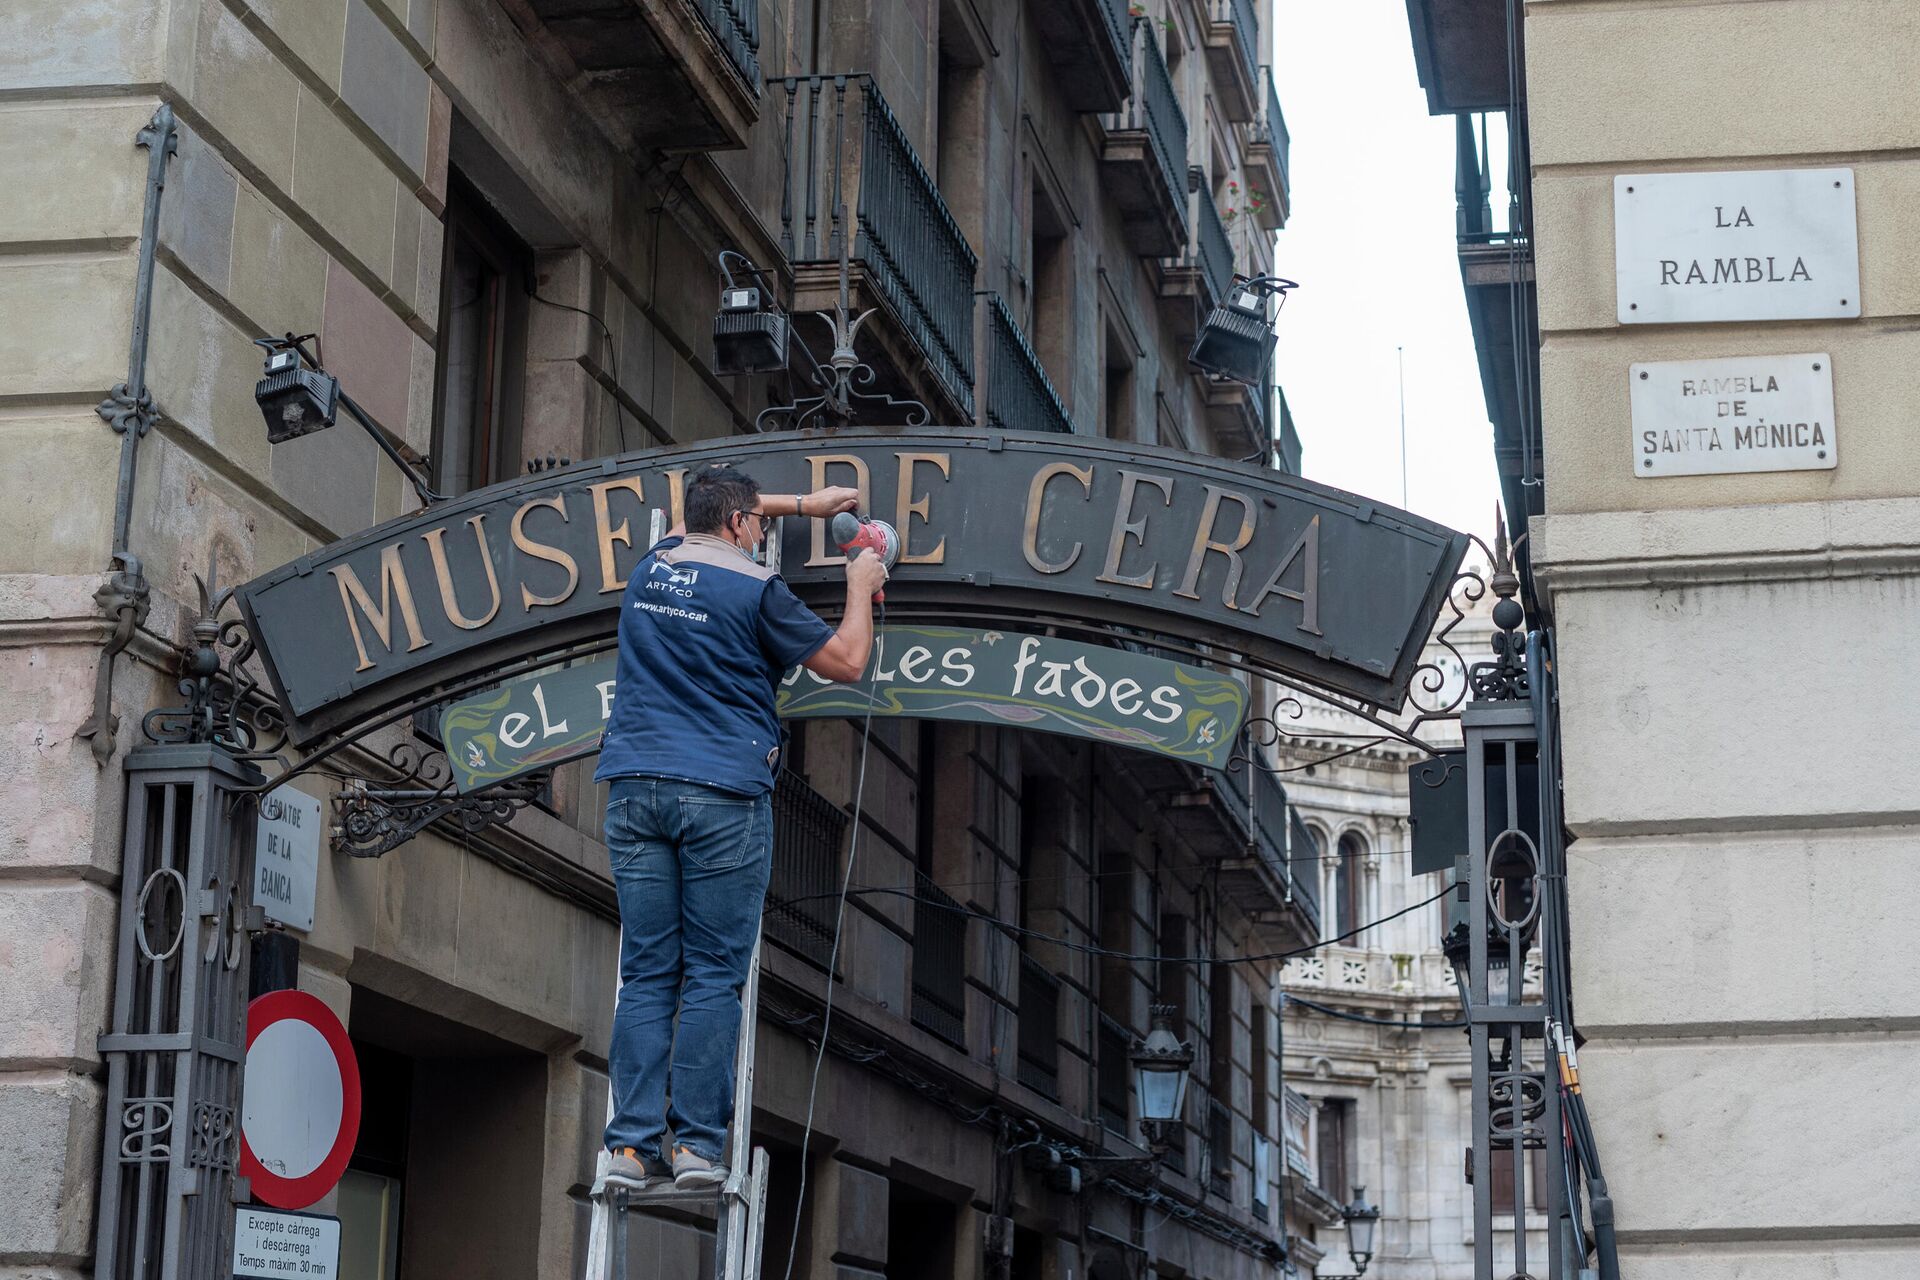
left=672, top=1145, right=728, bottom=1190
left=604, top=1146, right=667, bottom=1192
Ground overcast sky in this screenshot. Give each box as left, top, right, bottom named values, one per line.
left=1268, top=3, right=1503, bottom=545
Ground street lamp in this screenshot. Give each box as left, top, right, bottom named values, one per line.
left=1316, top=1186, right=1381, bottom=1280
left=1132, top=1005, right=1194, bottom=1153
left=1188, top=275, right=1297, bottom=387
left=1442, top=919, right=1522, bottom=1011
left=252, top=335, right=441, bottom=506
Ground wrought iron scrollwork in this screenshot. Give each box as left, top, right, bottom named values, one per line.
left=142, top=568, right=290, bottom=758
left=188, top=1101, right=238, bottom=1171
left=330, top=739, right=550, bottom=859
left=754, top=307, right=933, bottom=431
left=119, top=1099, right=175, bottom=1162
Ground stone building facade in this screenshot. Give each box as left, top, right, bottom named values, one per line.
left=1404, top=0, right=1920, bottom=1276
left=0, top=0, right=1342, bottom=1278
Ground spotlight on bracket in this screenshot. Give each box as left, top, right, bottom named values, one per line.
left=712, top=251, right=789, bottom=375
left=255, top=345, right=341, bottom=443
left=252, top=334, right=440, bottom=506
left=1188, top=275, right=1298, bottom=387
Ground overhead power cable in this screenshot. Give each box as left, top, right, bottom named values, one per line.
left=777, top=882, right=1453, bottom=968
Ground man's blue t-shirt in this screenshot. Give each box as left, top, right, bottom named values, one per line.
left=594, top=533, right=834, bottom=795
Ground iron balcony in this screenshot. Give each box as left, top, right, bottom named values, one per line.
left=1099, top=18, right=1191, bottom=258
left=778, top=74, right=979, bottom=422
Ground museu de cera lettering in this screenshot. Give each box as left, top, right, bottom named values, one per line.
left=237, top=430, right=1468, bottom=742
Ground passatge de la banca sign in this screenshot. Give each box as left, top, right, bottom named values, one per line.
left=253, top=785, right=321, bottom=931
left=1631, top=353, right=1836, bottom=477
left=1615, top=168, right=1859, bottom=323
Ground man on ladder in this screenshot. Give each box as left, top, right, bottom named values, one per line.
left=587, top=466, right=884, bottom=1272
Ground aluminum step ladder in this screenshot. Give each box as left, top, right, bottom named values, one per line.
left=584, top=935, right=771, bottom=1280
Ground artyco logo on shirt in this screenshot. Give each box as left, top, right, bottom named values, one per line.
left=646, top=560, right=699, bottom=596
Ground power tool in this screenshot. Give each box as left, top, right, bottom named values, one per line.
left=829, top=511, right=901, bottom=602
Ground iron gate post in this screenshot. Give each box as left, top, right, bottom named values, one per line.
left=1461, top=694, right=1568, bottom=1280
left=95, top=743, right=262, bottom=1279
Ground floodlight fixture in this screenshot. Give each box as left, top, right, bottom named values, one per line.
left=712, top=250, right=789, bottom=375
left=1189, top=275, right=1298, bottom=387
left=253, top=334, right=441, bottom=506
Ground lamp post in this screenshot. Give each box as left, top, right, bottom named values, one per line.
left=1314, top=1186, right=1381, bottom=1280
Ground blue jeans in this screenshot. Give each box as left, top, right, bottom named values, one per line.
left=604, top=777, right=772, bottom=1161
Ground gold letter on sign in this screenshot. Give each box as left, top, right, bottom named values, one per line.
left=1022, top=461, right=1093, bottom=574
left=1243, top=513, right=1323, bottom=635
left=806, top=454, right=872, bottom=565
left=1174, top=485, right=1256, bottom=607
left=1096, top=469, right=1172, bottom=589
left=511, top=494, right=579, bottom=609
left=661, top=468, right=688, bottom=530
left=588, top=476, right=646, bottom=594
left=330, top=543, right=429, bottom=672
left=893, top=452, right=951, bottom=564
left=423, top=515, right=503, bottom=629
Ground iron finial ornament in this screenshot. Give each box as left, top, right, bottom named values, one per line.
left=1469, top=505, right=1529, bottom=702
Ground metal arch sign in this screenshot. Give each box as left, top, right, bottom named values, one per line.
left=236, top=429, right=1468, bottom=744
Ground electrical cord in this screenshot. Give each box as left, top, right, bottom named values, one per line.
left=1286, top=994, right=1464, bottom=1030
left=780, top=881, right=1453, bottom=969
left=780, top=599, right=884, bottom=1280
left=525, top=287, right=639, bottom=452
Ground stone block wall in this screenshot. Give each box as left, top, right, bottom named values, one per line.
left=1525, top=0, right=1920, bottom=1272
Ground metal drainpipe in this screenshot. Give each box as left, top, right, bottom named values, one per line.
left=76, top=103, right=176, bottom=766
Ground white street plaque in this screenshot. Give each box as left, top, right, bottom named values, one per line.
left=1631, top=353, right=1835, bottom=478
left=1615, top=168, right=1859, bottom=324
left=233, top=1206, right=340, bottom=1279
left=254, top=786, right=322, bottom=932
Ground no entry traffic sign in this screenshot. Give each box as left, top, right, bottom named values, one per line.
left=240, top=990, right=362, bottom=1209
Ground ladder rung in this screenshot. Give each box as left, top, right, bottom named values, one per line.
left=597, top=1183, right=736, bottom=1210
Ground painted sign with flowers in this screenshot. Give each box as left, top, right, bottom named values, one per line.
left=439, top=627, right=1249, bottom=792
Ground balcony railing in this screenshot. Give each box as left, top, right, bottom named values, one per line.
left=1216, top=0, right=1258, bottom=83
left=767, top=769, right=848, bottom=969
left=1097, top=1012, right=1131, bottom=1133
left=984, top=293, right=1074, bottom=434
left=1274, top=386, right=1301, bottom=475
left=1095, top=0, right=1131, bottom=75
left=777, top=75, right=978, bottom=418
left=1256, top=66, right=1290, bottom=188
left=1106, top=21, right=1188, bottom=235
left=1017, top=952, right=1061, bottom=1099
left=1287, top=806, right=1322, bottom=929
left=694, top=0, right=760, bottom=90
left=1207, top=1097, right=1233, bottom=1197
left=1193, top=184, right=1234, bottom=306
left=911, top=869, right=967, bottom=1048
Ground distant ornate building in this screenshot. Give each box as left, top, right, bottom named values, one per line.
left=1273, top=589, right=1553, bottom=1279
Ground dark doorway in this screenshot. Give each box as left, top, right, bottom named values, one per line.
left=345, top=988, right=549, bottom=1280
left=886, top=1180, right=958, bottom=1278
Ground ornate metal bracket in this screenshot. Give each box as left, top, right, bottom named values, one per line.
left=79, top=104, right=176, bottom=767
left=744, top=196, right=930, bottom=431
left=142, top=568, right=288, bottom=756
left=329, top=742, right=550, bottom=859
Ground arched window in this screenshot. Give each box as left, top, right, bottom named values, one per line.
left=1335, top=832, right=1368, bottom=938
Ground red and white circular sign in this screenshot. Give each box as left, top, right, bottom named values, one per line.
left=239, top=990, right=362, bottom=1209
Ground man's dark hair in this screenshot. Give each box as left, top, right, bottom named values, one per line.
left=684, top=464, right=762, bottom=535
